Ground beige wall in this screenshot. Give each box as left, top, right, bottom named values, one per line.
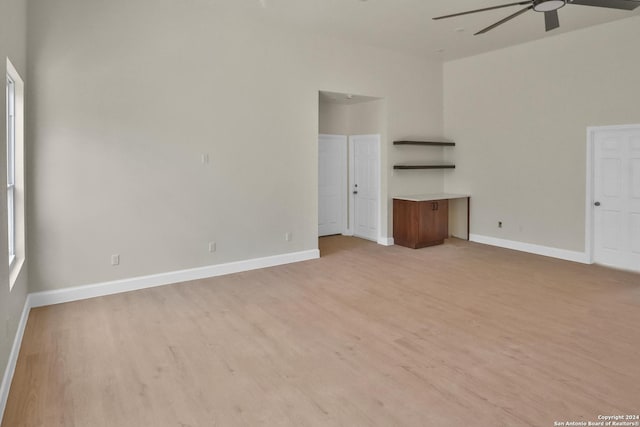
left=349, top=101, right=383, bottom=136
left=319, top=102, right=350, bottom=135
left=27, top=0, right=443, bottom=292
left=0, top=0, right=28, bottom=401
left=444, top=16, right=640, bottom=252
left=318, top=99, right=384, bottom=136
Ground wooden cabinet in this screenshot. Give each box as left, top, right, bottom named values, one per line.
left=393, top=198, right=448, bottom=249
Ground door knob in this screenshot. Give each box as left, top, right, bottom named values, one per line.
left=353, top=191, right=358, bottom=195
left=594, top=201, right=601, bottom=206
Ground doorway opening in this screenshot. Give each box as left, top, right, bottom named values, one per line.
left=586, top=124, right=640, bottom=272
left=318, top=91, right=384, bottom=246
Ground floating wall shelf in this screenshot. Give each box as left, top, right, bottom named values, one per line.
left=393, top=139, right=456, bottom=170
left=393, top=140, right=455, bottom=147
left=394, top=165, right=456, bottom=170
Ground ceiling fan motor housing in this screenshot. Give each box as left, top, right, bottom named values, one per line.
left=533, top=0, right=567, bottom=12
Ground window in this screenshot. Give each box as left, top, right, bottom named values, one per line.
left=6, top=58, right=24, bottom=290
left=6, top=73, right=16, bottom=266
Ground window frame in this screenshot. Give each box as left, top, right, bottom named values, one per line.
left=6, top=73, right=16, bottom=267
left=6, top=57, right=25, bottom=290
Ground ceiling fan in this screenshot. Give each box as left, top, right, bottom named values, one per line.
left=433, top=0, right=640, bottom=35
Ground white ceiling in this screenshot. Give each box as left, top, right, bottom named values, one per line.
left=248, top=0, right=639, bottom=60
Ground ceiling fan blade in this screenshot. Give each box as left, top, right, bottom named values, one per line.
left=568, top=0, right=640, bottom=9
left=433, top=1, right=532, bottom=20
left=545, top=9, right=560, bottom=31
left=474, top=5, right=533, bottom=35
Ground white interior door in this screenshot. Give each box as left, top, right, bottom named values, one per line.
left=593, top=127, right=640, bottom=272
left=351, top=135, right=380, bottom=242
left=318, top=134, right=347, bottom=237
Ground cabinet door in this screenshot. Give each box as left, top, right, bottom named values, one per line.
left=418, top=200, right=448, bottom=245
left=434, top=200, right=449, bottom=240
left=393, top=199, right=418, bottom=248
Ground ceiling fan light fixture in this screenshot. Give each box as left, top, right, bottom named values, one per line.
left=533, top=0, right=566, bottom=12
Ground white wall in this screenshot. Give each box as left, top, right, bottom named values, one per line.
left=27, top=0, right=443, bottom=292
left=0, top=0, right=28, bottom=408
left=444, top=16, right=640, bottom=252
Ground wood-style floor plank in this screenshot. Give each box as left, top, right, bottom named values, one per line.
left=3, top=236, right=640, bottom=426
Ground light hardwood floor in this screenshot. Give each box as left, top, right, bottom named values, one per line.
left=3, top=236, right=640, bottom=426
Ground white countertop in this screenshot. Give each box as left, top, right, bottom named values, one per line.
left=393, top=193, right=470, bottom=202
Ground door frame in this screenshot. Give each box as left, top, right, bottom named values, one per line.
left=585, top=124, right=640, bottom=264
left=318, top=134, right=349, bottom=237
left=348, top=134, right=382, bottom=243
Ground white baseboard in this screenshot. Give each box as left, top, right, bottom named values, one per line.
left=469, top=234, right=589, bottom=264
left=0, top=248, right=319, bottom=422
left=0, top=294, right=31, bottom=426
left=30, top=249, right=320, bottom=308
left=377, top=237, right=394, bottom=246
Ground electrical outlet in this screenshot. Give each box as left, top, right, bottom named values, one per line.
left=208, top=242, right=216, bottom=253
left=201, top=153, right=210, bottom=165
left=111, top=254, right=120, bottom=266
left=498, top=221, right=503, bottom=228
left=285, top=232, right=292, bottom=242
